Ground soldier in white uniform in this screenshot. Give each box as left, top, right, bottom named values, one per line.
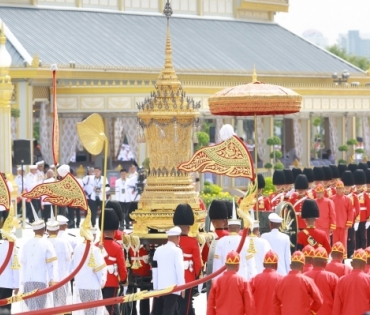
left=249, top=220, right=271, bottom=274
left=68, top=168, right=84, bottom=228
left=36, top=160, right=45, bottom=184
left=46, top=208, right=73, bottom=307
left=261, top=213, right=291, bottom=276
left=20, top=203, right=58, bottom=311
left=152, top=226, right=185, bottom=315
left=25, top=165, right=40, bottom=223
left=15, top=166, right=26, bottom=214
left=115, top=168, right=130, bottom=230
left=40, top=170, right=55, bottom=224
left=88, top=167, right=110, bottom=228
left=213, top=201, right=257, bottom=281
left=0, top=229, right=20, bottom=313
left=126, top=165, right=140, bottom=202
left=57, top=215, right=78, bottom=250
left=71, top=228, right=107, bottom=315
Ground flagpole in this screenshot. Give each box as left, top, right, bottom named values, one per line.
left=51, top=65, right=59, bottom=219
left=100, top=139, right=108, bottom=245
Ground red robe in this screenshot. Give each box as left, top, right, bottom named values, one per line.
left=332, top=269, right=370, bottom=315
left=347, top=192, right=360, bottom=225
left=179, top=235, right=202, bottom=283
left=303, top=263, right=313, bottom=273
left=254, top=195, right=272, bottom=211
left=290, top=193, right=308, bottom=230
left=207, top=270, right=255, bottom=315
left=356, top=192, right=370, bottom=222
left=273, top=270, right=323, bottom=315
left=99, top=237, right=127, bottom=287
left=325, top=259, right=352, bottom=278
left=315, top=196, right=336, bottom=238
left=297, top=227, right=331, bottom=254
left=304, top=267, right=339, bottom=315
left=365, top=265, right=370, bottom=275
left=251, top=269, right=283, bottom=315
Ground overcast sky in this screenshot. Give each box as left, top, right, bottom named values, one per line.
left=275, top=0, right=370, bottom=45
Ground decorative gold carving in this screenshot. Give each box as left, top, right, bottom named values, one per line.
left=57, top=97, right=78, bottom=110
left=107, top=97, right=131, bottom=109
left=80, top=207, right=93, bottom=241
left=0, top=173, right=10, bottom=211
left=6, top=289, right=38, bottom=305
left=81, top=97, right=104, bottom=109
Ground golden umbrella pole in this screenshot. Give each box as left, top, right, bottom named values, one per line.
left=254, top=113, right=259, bottom=221
left=77, top=114, right=108, bottom=245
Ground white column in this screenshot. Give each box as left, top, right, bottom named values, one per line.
left=17, top=81, right=33, bottom=140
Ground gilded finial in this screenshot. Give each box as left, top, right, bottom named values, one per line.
left=163, top=0, right=173, bottom=23
left=31, top=54, right=40, bottom=68
left=252, top=65, right=258, bottom=83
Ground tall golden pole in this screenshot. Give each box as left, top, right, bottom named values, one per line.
left=254, top=113, right=259, bottom=221
left=99, top=140, right=108, bottom=244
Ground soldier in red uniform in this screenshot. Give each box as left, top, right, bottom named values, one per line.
left=297, top=199, right=331, bottom=254
left=173, top=204, right=202, bottom=315
left=313, top=166, right=325, bottom=188
left=269, top=170, right=286, bottom=211
left=251, top=250, right=283, bottom=315
left=329, top=165, right=339, bottom=196
left=283, top=169, right=295, bottom=201
left=332, top=249, right=370, bottom=315
left=342, top=170, right=359, bottom=257
left=305, top=247, right=339, bottom=315
left=302, top=245, right=315, bottom=273
left=322, top=166, right=334, bottom=198
left=348, top=162, right=358, bottom=173
left=207, top=251, right=255, bottom=315
left=254, top=174, right=271, bottom=211
left=315, top=183, right=336, bottom=241
left=290, top=174, right=310, bottom=230
left=331, top=180, right=353, bottom=257
left=99, top=208, right=127, bottom=315
left=292, top=168, right=302, bottom=182
left=303, top=167, right=316, bottom=199
left=365, top=169, right=370, bottom=247
left=325, top=242, right=352, bottom=278
left=353, top=169, right=370, bottom=249
left=273, top=251, right=323, bottom=315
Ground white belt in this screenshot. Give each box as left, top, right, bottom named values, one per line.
left=132, top=255, right=149, bottom=264
left=108, top=256, right=117, bottom=262
left=183, top=253, right=193, bottom=258
left=360, top=207, right=367, bottom=211
left=107, top=264, right=118, bottom=276
left=183, top=260, right=194, bottom=272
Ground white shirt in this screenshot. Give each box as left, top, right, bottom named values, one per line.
left=0, top=240, right=20, bottom=289
left=47, top=236, right=73, bottom=280
left=261, top=229, right=291, bottom=276
left=37, top=170, right=45, bottom=184
left=115, top=178, right=129, bottom=203
left=125, top=173, right=140, bottom=202
left=71, top=242, right=107, bottom=290
left=25, top=172, right=38, bottom=193
left=0, top=181, right=13, bottom=211
left=213, top=234, right=257, bottom=281
left=82, top=175, right=94, bottom=199
left=152, top=241, right=185, bottom=295
left=249, top=235, right=271, bottom=274
left=20, top=236, right=58, bottom=284
left=58, top=230, right=78, bottom=250
left=89, top=176, right=110, bottom=201
left=15, top=174, right=25, bottom=194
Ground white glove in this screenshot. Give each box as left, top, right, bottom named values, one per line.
left=366, top=222, right=370, bottom=229
left=354, top=222, right=359, bottom=231
left=286, top=188, right=295, bottom=198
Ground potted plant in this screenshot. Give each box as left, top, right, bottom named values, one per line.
left=266, top=136, right=282, bottom=164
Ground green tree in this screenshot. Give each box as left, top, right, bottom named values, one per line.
left=326, top=45, right=370, bottom=71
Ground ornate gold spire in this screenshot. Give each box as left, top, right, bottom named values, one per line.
left=252, top=64, right=258, bottom=83
left=0, top=22, right=5, bottom=45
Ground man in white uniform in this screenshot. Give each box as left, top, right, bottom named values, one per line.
left=152, top=226, right=185, bottom=315
left=115, top=168, right=130, bottom=230
left=261, top=213, right=291, bottom=276
left=36, top=160, right=45, bottom=184
left=249, top=220, right=271, bottom=274
left=126, top=165, right=140, bottom=202
left=25, top=165, right=40, bottom=223
left=46, top=208, right=73, bottom=307
left=68, top=168, right=84, bottom=228
left=0, top=228, right=20, bottom=313
left=213, top=201, right=257, bottom=281
left=20, top=204, right=58, bottom=311
left=57, top=215, right=78, bottom=250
